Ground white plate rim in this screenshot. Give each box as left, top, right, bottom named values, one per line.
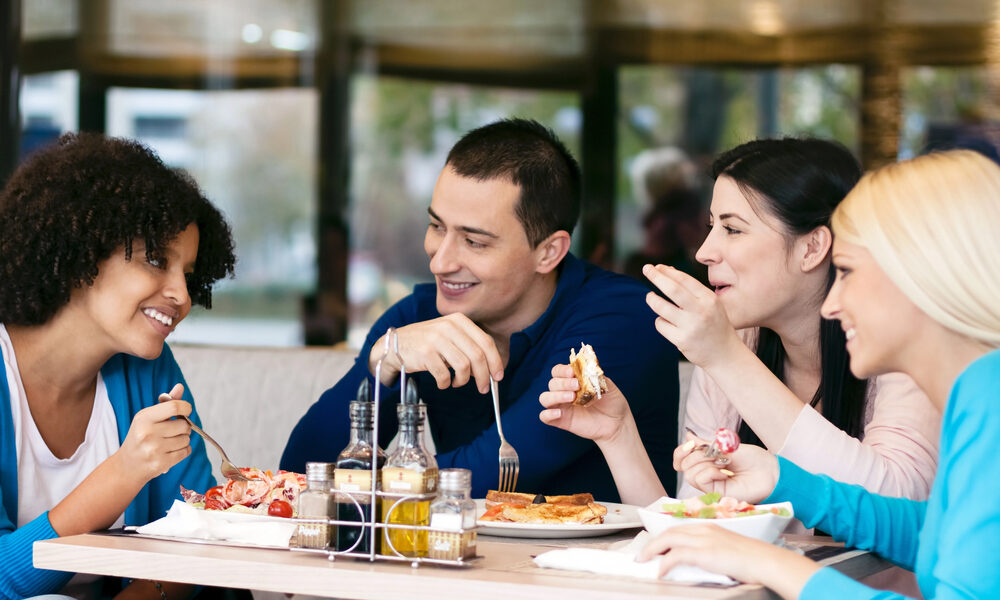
left=474, top=499, right=642, bottom=538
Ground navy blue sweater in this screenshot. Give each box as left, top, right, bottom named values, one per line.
left=282, top=254, right=679, bottom=501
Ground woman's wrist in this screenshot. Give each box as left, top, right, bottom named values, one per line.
left=598, top=410, right=641, bottom=451
left=759, top=547, right=822, bottom=600
left=699, top=330, right=751, bottom=373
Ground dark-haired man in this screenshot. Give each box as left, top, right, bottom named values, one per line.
left=282, top=119, right=679, bottom=501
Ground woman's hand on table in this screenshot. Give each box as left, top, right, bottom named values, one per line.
left=674, top=432, right=779, bottom=504
left=642, top=264, right=744, bottom=370
left=539, top=364, right=634, bottom=446
left=637, top=524, right=820, bottom=599
left=117, top=383, right=193, bottom=483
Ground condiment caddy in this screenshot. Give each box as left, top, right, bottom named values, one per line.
left=290, top=328, right=480, bottom=567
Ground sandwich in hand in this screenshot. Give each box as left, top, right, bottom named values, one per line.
left=569, top=343, right=608, bottom=406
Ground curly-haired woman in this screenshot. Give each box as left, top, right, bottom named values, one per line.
left=0, top=133, right=235, bottom=598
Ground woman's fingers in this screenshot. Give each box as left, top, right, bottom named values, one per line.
left=645, top=292, right=684, bottom=324
left=643, top=264, right=703, bottom=308
left=539, top=390, right=576, bottom=409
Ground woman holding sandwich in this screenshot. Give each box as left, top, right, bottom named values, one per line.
left=641, top=148, right=1000, bottom=598
left=540, top=137, right=940, bottom=505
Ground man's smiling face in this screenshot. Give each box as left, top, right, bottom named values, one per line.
left=424, top=166, right=546, bottom=334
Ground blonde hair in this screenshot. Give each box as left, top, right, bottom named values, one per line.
left=831, top=149, right=1000, bottom=348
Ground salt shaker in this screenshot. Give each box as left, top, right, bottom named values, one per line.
left=427, top=468, right=477, bottom=561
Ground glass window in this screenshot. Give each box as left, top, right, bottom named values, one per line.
left=346, top=74, right=579, bottom=348
left=901, top=66, right=999, bottom=160
left=616, top=65, right=860, bottom=280
left=19, top=71, right=79, bottom=156
left=107, top=87, right=319, bottom=346
left=22, top=0, right=78, bottom=40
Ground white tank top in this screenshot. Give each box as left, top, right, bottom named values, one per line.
left=0, top=324, right=125, bottom=530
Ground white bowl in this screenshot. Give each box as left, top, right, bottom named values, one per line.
left=637, top=496, right=794, bottom=543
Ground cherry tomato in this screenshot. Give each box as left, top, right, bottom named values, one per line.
left=205, top=486, right=225, bottom=501
left=205, top=497, right=227, bottom=511
left=268, top=499, right=293, bottom=518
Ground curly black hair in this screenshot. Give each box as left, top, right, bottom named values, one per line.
left=0, top=132, right=236, bottom=325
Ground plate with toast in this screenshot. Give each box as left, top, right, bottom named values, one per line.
left=475, top=491, right=642, bottom=538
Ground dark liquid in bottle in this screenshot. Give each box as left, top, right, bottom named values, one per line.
left=334, top=455, right=384, bottom=553
left=336, top=500, right=375, bottom=553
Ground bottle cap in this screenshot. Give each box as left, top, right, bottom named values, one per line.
left=402, top=380, right=419, bottom=405
left=396, top=401, right=426, bottom=428
left=355, top=378, right=372, bottom=403
left=305, top=461, right=335, bottom=481
left=438, top=468, right=471, bottom=492
left=349, top=399, right=374, bottom=424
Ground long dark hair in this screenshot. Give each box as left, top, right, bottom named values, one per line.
left=710, top=138, right=868, bottom=443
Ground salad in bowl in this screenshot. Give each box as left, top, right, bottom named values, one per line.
left=638, top=492, right=793, bottom=543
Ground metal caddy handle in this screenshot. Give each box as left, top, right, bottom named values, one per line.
left=291, top=327, right=480, bottom=568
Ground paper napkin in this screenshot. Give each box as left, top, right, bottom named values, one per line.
left=533, top=530, right=737, bottom=586
left=135, top=500, right=298, bottom=547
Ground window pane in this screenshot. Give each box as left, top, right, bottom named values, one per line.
left=22, top=0, right=78, bottom=40
left=901, top=66, right=999, bottom=160
left=107, top=87, right=319, bottom=346
left=19, top=70, right=79, bottom=155
left=346, top=75, right=579, bottom=348
left=616, top=65, right=859, bottom=276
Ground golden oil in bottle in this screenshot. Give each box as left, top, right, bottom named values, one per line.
left=379, top=383, right=437, bottom=558
left=381, top=493, right=432, bottom=556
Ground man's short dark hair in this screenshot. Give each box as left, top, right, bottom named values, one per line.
left=0, top=132, right=236, bottom=325
left=445, top=118, right=581, bottom=247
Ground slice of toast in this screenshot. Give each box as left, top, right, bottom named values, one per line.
left=569, top=343, right=608, bottom=406
left=485, top=490, right=595, bottom=507
left=479, top=502, right=608, bottom=524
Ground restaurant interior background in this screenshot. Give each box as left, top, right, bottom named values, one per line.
left=2, top=0, right=998, bottom=349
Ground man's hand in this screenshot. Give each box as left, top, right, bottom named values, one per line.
left=368, top=313, right=504, bottom=394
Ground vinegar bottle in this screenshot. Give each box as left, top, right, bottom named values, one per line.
left=334, top=379, right=385, bottom=553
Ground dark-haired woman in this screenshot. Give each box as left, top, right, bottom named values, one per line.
left=0, top=133, right=235, bottom=597
left=539, top=138, right=939, bottom=506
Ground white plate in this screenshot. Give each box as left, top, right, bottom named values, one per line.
left=474, top=499, right=642, bottom=538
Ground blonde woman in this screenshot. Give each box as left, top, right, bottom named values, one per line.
left=647, top=149, right=1000, bottom=598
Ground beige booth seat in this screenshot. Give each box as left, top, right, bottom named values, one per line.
left=171, top=342, right=695, bottom=483
left=170, top=343, right=358, bottom=482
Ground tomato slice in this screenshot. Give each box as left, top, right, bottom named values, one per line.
left=267, top=499, right=294, bottom=518
left=205, top=486, right=225, bottom=501
left=205, top=497, right=227, bottom=511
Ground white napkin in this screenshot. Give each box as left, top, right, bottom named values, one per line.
left=533, top=530, right=736, bottom=586
left=135, top=500, right=297, bottom=547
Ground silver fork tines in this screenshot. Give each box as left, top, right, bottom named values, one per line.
left=490, top=377, right=519, bottom=493
left=159, top=393, right=249, bottom=482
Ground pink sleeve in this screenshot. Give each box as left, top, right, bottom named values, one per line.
left=777, top=371, right=939, bottom=500
left=677, top=365, right=743, bottom=499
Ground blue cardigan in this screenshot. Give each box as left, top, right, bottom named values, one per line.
left=0, top=342, right=215, bottom=599
left=767, top=349, right=1000, bottom=599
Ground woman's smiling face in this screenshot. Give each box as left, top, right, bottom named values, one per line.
left=695, top=176, right=821, bottom=330
left=821, top=237, right=927, bottom=378
left=71, top=225, right=199, bottom=360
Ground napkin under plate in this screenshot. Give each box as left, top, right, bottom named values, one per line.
left=135, top=500, right=297, bottom=548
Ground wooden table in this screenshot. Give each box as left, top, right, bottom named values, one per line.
left=33, top=531, right=897, bottom=600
